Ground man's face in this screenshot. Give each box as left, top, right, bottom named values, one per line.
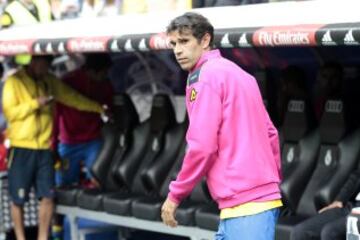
left=90, top=68, right=109, bottom=82
left=168, top=29, right=210, bottom=71
left=32, top=58, right=50, bottom=80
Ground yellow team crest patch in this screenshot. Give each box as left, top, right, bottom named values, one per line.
left=190, top=88, right=197, bottom=102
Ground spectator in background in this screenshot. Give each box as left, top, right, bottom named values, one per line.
left=312, top=62, right=344, bottom=121
left=192, top=0, right=267, bottom=8
left=277, top=65, right=309, bottom=126
left=291, top=167, right=360, bottom=240
left=98, top=0, right=121, bottom=17
left=53, top=53, right=113, bottom=188
left=120, top=0, right=147, bottom=14
left=121, top=0, right=191, bottom=14
left=79, top=0, right=104, bottom=18
left=2, top=55, right=105, bottom=240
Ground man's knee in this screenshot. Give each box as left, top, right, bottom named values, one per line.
left=321, top=223, right=345, bottom=240
left=290, top=225, right=309, bottom=240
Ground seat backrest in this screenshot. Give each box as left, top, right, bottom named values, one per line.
left=280, top=99, right=320, bottom=213
left=91, top=93, right=140, bottom=191
left=130, top=94, right=177, bottom=196
left=296, top=100, right=360, bottom=217
left=113, top=94, right=176, bottom=194
left=141, top=118, right=187, bottom=193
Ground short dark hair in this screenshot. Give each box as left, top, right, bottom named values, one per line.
left=166, top=12, right=214, bottom=46
left=84, top=53, right=112, bottom=72
left=32, top=55, right=54, bottom=64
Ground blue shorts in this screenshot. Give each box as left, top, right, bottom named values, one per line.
left=7, top=147, right=55, bottom=205
left=55, top=139, right=102, bottom=186
left=215, top=208, right=280, bottom=240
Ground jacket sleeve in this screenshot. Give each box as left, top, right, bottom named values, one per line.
left=335, top=169, right=360, bottom=204
left=265, top=109, right=281, bottom=179
left=168, top=82, right=221, bottom=204
left=51, top=76, right=103, bottom=113
left=2, top=77, right=40, bottom=122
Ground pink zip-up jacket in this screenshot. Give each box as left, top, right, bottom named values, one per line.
left=168, top=50, right=282, bottom=209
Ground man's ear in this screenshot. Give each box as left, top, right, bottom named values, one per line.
left=201, top=33, right=211, bottom=49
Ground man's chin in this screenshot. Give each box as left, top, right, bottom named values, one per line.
left=179, top=64, right=191, bottom=71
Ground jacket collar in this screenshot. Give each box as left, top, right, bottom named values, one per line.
left=190, top=49, right=221, bottom=73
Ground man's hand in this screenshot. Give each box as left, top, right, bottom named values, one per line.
left=161, top=198, right=179, bottom=227
left=318, top=201, right=343, bottom=213
left=37, top=96, right=53, bottom=107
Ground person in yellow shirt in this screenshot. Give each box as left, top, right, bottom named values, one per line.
left=2, top=55, right=105, bottom=240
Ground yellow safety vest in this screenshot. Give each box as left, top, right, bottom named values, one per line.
left=4, top=0, right=52, bottom=25
left=3, top=0, right=52, bottom=65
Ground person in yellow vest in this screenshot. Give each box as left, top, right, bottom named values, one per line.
left=2, top=55, right=105, bottom=240
left=0, top=0, right=53, bottom=65
left=121, top=0, right=192, bottom=14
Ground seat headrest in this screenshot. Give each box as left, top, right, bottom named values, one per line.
left=150, top=94, right=176, bottom=132
left=113, top=93, right=139, bottom=131
left=319, top=100, right=347, bottom=144
left=283, top=99, right=316, bottom=141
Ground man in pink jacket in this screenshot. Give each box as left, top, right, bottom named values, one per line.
left=161, top=12, right=282, bottom=239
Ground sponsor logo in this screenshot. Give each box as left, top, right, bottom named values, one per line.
left=0, top=41, right=32, bottom=54
left=321, top=30, right=336, bottom=46
left=238, top=33, right=251, bottom=47
left=46, top=43, right=54, bottom=53
left=139, top=38, right=149, bottom=51
left=57, top=42, right=66, bottom=53
left=124, top=39, right=134, bottom=52
left=286, top=147, right=294, bottom=163
left=149, top=33, right=171, bottom=50
left=288, top=100, right=305, bottom=113
left=325, top=100, right=343, bottom=113
left=253, top=25, right=321, bottom=46
left=68, top=38, right=108, bottom=52
left=257, top=31, right=311, bottom=46
left=119, top=134, right=125, bottom=147
left=110, top=40, right=120, bottom=51
left=190, top=88, right=197, bottom=102
left=221, top=33, right=233, bottom=47
left=187, top=69, right=200, bottom=86
left=34, top=43, right=42, bottom=53
left=344, top=29, right=359, bottom=45
left=152, top=138, right=159, bottom=151
left=324, top=149, right=332, bottom=166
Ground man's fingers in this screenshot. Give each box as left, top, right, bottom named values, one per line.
left=161, top=198, right=179, bottom=227
left=161, top=210, right=178, bottom=227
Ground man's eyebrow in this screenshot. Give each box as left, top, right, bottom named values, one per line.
left=178, top=36, right=189, bottom=41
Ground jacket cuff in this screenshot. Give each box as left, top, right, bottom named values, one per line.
left=168, top=192, right=182, bottom=205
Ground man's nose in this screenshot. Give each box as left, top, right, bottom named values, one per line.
left=174, top=45, right=182, bottom=55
